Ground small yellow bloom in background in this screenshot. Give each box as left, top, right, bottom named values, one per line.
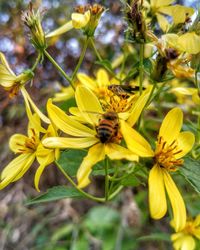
left=150, top=0, right=194, bottom=32
left=0, top=114, right=59, bottom=191
left=171, top=214, right=200, bottom=250
left=0, top=52, right=50, bottom=125
left=171, top=87, right=200, bottom=105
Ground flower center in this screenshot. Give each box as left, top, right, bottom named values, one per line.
left=155, top=136, right=183, bottom=171
left=184, top=221, right=196, bottom=236
left=4, top=83, right=21, bottom=99
left=17, top=129, right=39, bottom=153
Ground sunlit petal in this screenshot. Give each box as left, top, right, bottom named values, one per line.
left=0, top=52, right=15, bottom=76
left=151, top=0, right=175, bottom=8
left=43, top=137, right=98, bottom=149
left=46, top=21, right=73, bottom=38
left=178, top=32, right=200, bottom=54
left=159, top=108, right=183, bottom=145
left=163, top=170, right=186, bottom=232
left=194, top=214, right=200, bottom=227
left=105, top=143, right=139, bottom=161
left=47, top=99, right=96, bottom=137
left=75, top=85, right=103, bottom=124
left=149, top=164, right=167, bottom=219
left=121, top=120, right=154, bottom=157
left=9, top=134, right=28, bottom=153
left=77, top=143, right=105, bottom=188
left=77, top=73, right=96, bottom=90
left=96, top=69, right=110, bottom=87
left=175, top=132, right=195, bottom=159
left=0, top=154, right=35, bottom=189
left=71, top=10, right=90, bottom=29
left=156, top=13, right=170, bottom=32
left=128, top=86, right=153, bottom=126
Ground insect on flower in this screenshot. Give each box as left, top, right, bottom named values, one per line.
left=96, top=111, right=121, bottom=143
left=108, top=84, right=145, bottom=99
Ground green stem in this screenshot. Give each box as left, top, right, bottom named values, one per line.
left=139, top=43, right=144, bottom=95
left=105, top=157, right=109, bottom=201
left=55, top=162, right=105, bottom=203
left=71, top=37, right=89, bottom=81
left=31, top=53, right=41, bottom=71
left=44, top=50, right=75, bottom=90
left=146, top=80, right=158, bottom=107
left=90, top=37, right=120, bottom=81
left=108, top=186, right=123, bottom=200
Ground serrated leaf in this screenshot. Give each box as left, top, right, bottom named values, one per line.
left=179, top=157, right=200, bottom=194
left=26, top=186, right=84, bottom=205
left=57, top=149, right=87, bottom=177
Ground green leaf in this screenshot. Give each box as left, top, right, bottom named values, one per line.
left=58, top=98, right=76, bottom=112
left=138, top=233, right=171, bottom=242
left=57, top=150, right=87, bottom=177
left=120, top=174, right=141, bottom=187
left=26, top=186, right=84, bottom=205
left=179, top=157, right=200, bottom=194
left=95, top=59, right=113, bottom=71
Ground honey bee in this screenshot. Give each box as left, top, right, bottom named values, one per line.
left=96, top=112, right=121, bottom=143
left=108, top=84, right=143, bottom=99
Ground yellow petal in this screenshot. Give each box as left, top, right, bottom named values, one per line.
left=194, top=228, right=200, bottom=239
left=0, top=52, right=15, bottom=76
left=46, top=20, right=73, bottom=38
left=72, top=10, right=90, bottom=29
left=194, top=214, right=200, bottom=227
left=163, top=170, right=186, bottom=232
left=36, top=143, right=55, bottom=164
left=105, top=143, right=139, bottom=161
left=77, top=73, right=96, bottom=90
left=53, top=86, right=74, bottom=102
left=9, top=134, right=28, bottom=153
left=96, top=69, right=110, bottom=87
left=159, top=5, right=194, bottom=24
left=159, top=108, right=183, bottom=145
left=28, top=113, right=43, bottom=137
left=178, top=32, right=200, bottom=54
left=77, top=143, right=105, bottom=188
left=171, top=87, right=196, bottom=96
left=149, top=164, right=167, bottom=219
left=34, top=153, right=55, bottom=192
left=128, top=86, right=153, bottom=126
left=175, top=131, right=195, bottom=159
left=21, top=87, right=50, bottom=124
left=75, top=86, right=103, bottom=125
left=156, top=13, right=170, bottom=32
left=43, top=137, right=98, bottom=149
left=47, top=99, right=96, bottom=137
left=0, top=154, right=35, bottom=189
left=120, top=120, right=154, bottom=157
left=173, top=235, right=195, bottom=250
left=151, top=0, right=175, bottom=8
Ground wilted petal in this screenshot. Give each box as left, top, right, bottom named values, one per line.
left=105, top=143, right=138, bottom=161
left=77, top=143, right=105, bottom=188
left=163, top=170, right=186, bottom=232
left=43, top=137, right=98, bottom=149
left=159, top=108, right=183, bottom=145
left=175, top=131, right=195, bottom=159
left=149, top=164, right=167, bottom=219
left=47, top=99, right=96, bottom=137
left=121, top=120, right=154, bottom=157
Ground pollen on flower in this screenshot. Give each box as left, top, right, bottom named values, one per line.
left=155, top=136, right=183, bottom=171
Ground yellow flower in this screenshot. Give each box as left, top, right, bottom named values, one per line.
left=171, top=87, right=200, bottom=105
left=150, top=0, right=194, bottom=31
left=43, top=85, right=147, bottom=188
left=0, top=114, right=59, bottom=191
left=171, top=214, right=200, bottom=250
left=122, top=108, right=195, bottom=232
left=0, top=52, right=50, bottom=125
left=46, top=11, right=90, bottom=38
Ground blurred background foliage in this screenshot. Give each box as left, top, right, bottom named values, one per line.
left=0, top=0, right=199, bottom=250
